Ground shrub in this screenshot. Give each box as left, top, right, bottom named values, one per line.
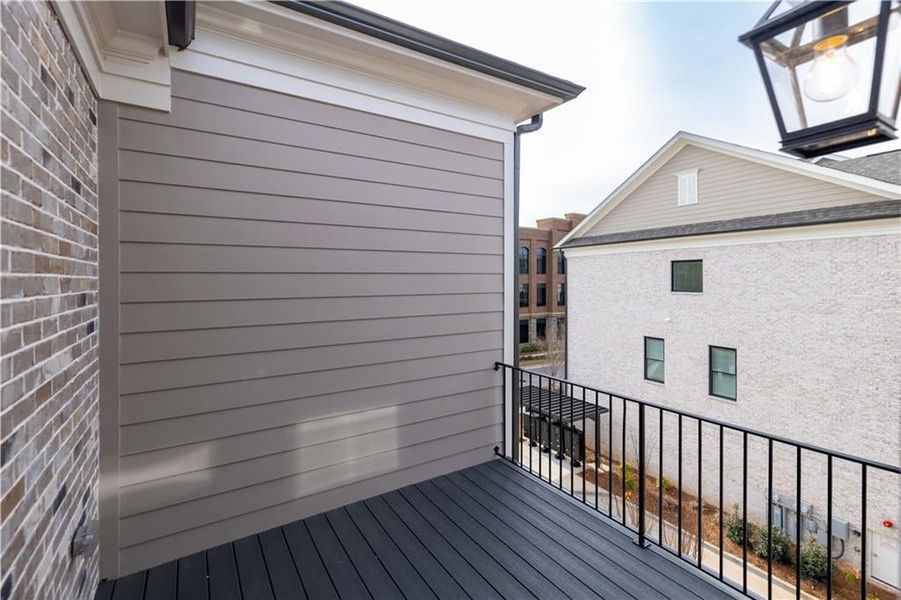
left=800, top=538, right=829, bottom=583
left=623, top=464, right=638, bottom=493
left=753, top=526, right=790, bottom=562
left=519, top=343, right=543, bottom=354
left=726, top=505, right=752, bottom=546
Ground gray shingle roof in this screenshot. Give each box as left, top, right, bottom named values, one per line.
left=818, top=151, right=901, bottom=185
left=561, top=200, right=901, bottom=249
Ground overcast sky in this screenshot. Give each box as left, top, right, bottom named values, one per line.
left=353, top=1, right=900, bottom=226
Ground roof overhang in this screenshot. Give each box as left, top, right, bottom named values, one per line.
left=52, top=0, right=583, bottom=122
left=557, top=131, right=901, bottom=249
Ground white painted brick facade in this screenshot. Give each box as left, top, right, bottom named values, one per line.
left=568, top=229, right=900, bottom=572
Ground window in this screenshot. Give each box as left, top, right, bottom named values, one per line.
left=519, top=319, right=529, bottom=343
left=710, top=346, right=737, bottom=400
left=518, top=246, right=529, bottom=274
left=536, top=284, right=547, bottom=307
left=671, top=260, right=703, bottom=292
left=536, top=318, right=546, bottom=340
left=644, top=337, right=664, bottom=383
left=676, top=168, right=698, bottom=206
left=536, top=248, right=547, bottom=274
left=557, top=251, right=566, bottom=274
left=519, top=284, right=529, bottom=307
left=557, top=283, right=566, bottom=306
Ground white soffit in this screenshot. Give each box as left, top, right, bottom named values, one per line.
left=52, top=0, right=171, bottom=111
left=52, top=0, right=566, bottom=130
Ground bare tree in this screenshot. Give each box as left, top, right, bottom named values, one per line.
left=542, top=321, right=566, bottom=393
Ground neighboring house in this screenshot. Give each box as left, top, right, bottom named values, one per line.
left=559, top=132, right=901, bottom=589
left=518, top=213, right=584, bottom=346
left=0, top=0, right=584, bottom=594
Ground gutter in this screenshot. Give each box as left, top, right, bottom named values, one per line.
left=513, top=114, right=543, bottom=367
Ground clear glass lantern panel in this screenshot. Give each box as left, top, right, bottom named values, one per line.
left=761, top=2, right=881, bottom=133
left=879, top=2, right=900, bottom=120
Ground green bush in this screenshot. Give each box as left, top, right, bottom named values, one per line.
left=753, top=526, right=790, bottom=563
left=800, top=538, right=829, bottom=583
left=519, top=343, right=543, bottom=354
left=726, top=505, right=752, bottom=546
left=623, top=464, right=637, bottom=492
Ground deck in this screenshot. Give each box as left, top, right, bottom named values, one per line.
left=95, top=460, right=735, bottom=600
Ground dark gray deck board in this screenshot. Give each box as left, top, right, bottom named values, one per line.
left=97, top=460, right=739, bottom=600
left=177, top=552, right=208, bottom=600
left=282, top=521, right=338, bottom=600
left=144, top=561, right=177, bottom=600
left=344, top=502, right=437, bottom=600
left=233, top=536, right=274, bottom=600
left=479, top=461, right=732, bottom=600
left=305, top=513, right=371, bottom=599
left=207, top=543, right=241, bottom=600
left=258, top=529, right=306, bottom=600
left=367, top=494, right=497, bottom=600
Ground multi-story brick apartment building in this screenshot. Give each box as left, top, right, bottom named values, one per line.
left=518, top=213, right=584, bottom=346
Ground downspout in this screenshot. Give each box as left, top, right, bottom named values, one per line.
left=513, top=114, right=543, bottom=368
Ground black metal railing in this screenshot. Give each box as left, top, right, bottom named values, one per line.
left=494, top=362, right=901, bottom=600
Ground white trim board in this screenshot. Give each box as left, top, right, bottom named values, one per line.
left=562, top=218, right=901, bottom=257
left=558, top=132, right=901, bottom=249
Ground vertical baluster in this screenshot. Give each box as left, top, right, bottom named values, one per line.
left=698, top=419, right=703, bottom=569
left=570, top=383, right=575, bottom=495
left=501, top=365, right=507, bottom=460
left=557, top=381, right=564, bottom=491
left=608, top=393, right=613, bottom=517
left=860, top=464, right=867, bottom=600
left=796, top=446, right=801, bottom=600
left=659, top=409, right=664, bottom=546
left=742, top=431, right=748, bottom=595
left=678, top=414, right=683, bottom=557
left=719, top=424, right=724, bottom=581
left=622, top=396, right=627, bottom=526
left=582, top=386, right=587, bottom=502
left=538, top=375, right=544, bottom=482
left=768, top=438, right=773, bottom=599
left=528, top=371, right=533, bottom=473
left=637, top=403, right=647, bottom=547
left=827, top=455, right=833, bottom=600
left=595, top=390, right=600, bottom=511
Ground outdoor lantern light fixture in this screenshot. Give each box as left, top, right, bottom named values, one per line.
left=740, top=0, right=900, bottom=157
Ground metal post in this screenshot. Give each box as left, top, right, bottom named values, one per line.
left=637, top=403, right=648, bottom=547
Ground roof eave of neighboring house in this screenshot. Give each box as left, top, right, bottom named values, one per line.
left=556, top=131, right=901, bottom=250
left=560, top=199, right=901, bottom=249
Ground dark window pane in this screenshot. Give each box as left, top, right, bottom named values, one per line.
left=557, top=251, right=566, bottom=274
left=536, top=318, right=546, bottom=340
left=536, top=284, right=546, bottom=307
left=519, top=319, right=529, bottom=343
left=519, top=284, right=528, bottom=307
left=536, top=248, right=547, bottom=274
left=557, top=283, right=566, bottom=306
left=644, top=337, right=664, bottom=383
left=519, top=247, right=529, bottom=274
left=672, top=260, right=703, bottom=292
left=710, top=346, right=736, bottom=399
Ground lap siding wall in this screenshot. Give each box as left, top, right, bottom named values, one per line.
left=101, top=69, right=506, bottom=576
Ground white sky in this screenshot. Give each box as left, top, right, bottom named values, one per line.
left=353, top=1, right=900, bottom=226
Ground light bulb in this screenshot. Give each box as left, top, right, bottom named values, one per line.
left=803, top=35, right=859, bottom=102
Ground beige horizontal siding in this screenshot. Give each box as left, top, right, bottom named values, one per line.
left=107, top=70, right=505, bottom=575
left=586, top=144, right=887, bottom=237
left=121, top=350, right=498, bottom=424
left=118, top=181, right=503, bottom=234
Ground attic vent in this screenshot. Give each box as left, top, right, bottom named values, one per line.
left=676, top=169, right=698, bottom=206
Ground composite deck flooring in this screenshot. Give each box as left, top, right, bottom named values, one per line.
left=95, top=460, right=735, bottom=600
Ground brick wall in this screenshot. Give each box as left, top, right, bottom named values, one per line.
left=568, top=230, right=901, bottom=570
left=1, top=1, right=100, bottom=598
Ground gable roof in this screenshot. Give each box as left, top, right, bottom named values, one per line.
left=557, top=132, right=901, bottom=249
left=817, top=151, right=901, bottom=186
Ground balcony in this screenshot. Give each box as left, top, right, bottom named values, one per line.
left=95, top=364, right=900, bottom=600
left=94, top=459, right=733, bottom=600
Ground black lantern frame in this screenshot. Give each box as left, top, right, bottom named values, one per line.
left=740, top=1, right=900, bottom=158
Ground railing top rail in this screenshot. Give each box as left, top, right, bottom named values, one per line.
left=496, top=361, right=901, bottom=475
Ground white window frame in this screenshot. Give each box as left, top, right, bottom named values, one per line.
left=675, top=168, right=699, bottom=206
